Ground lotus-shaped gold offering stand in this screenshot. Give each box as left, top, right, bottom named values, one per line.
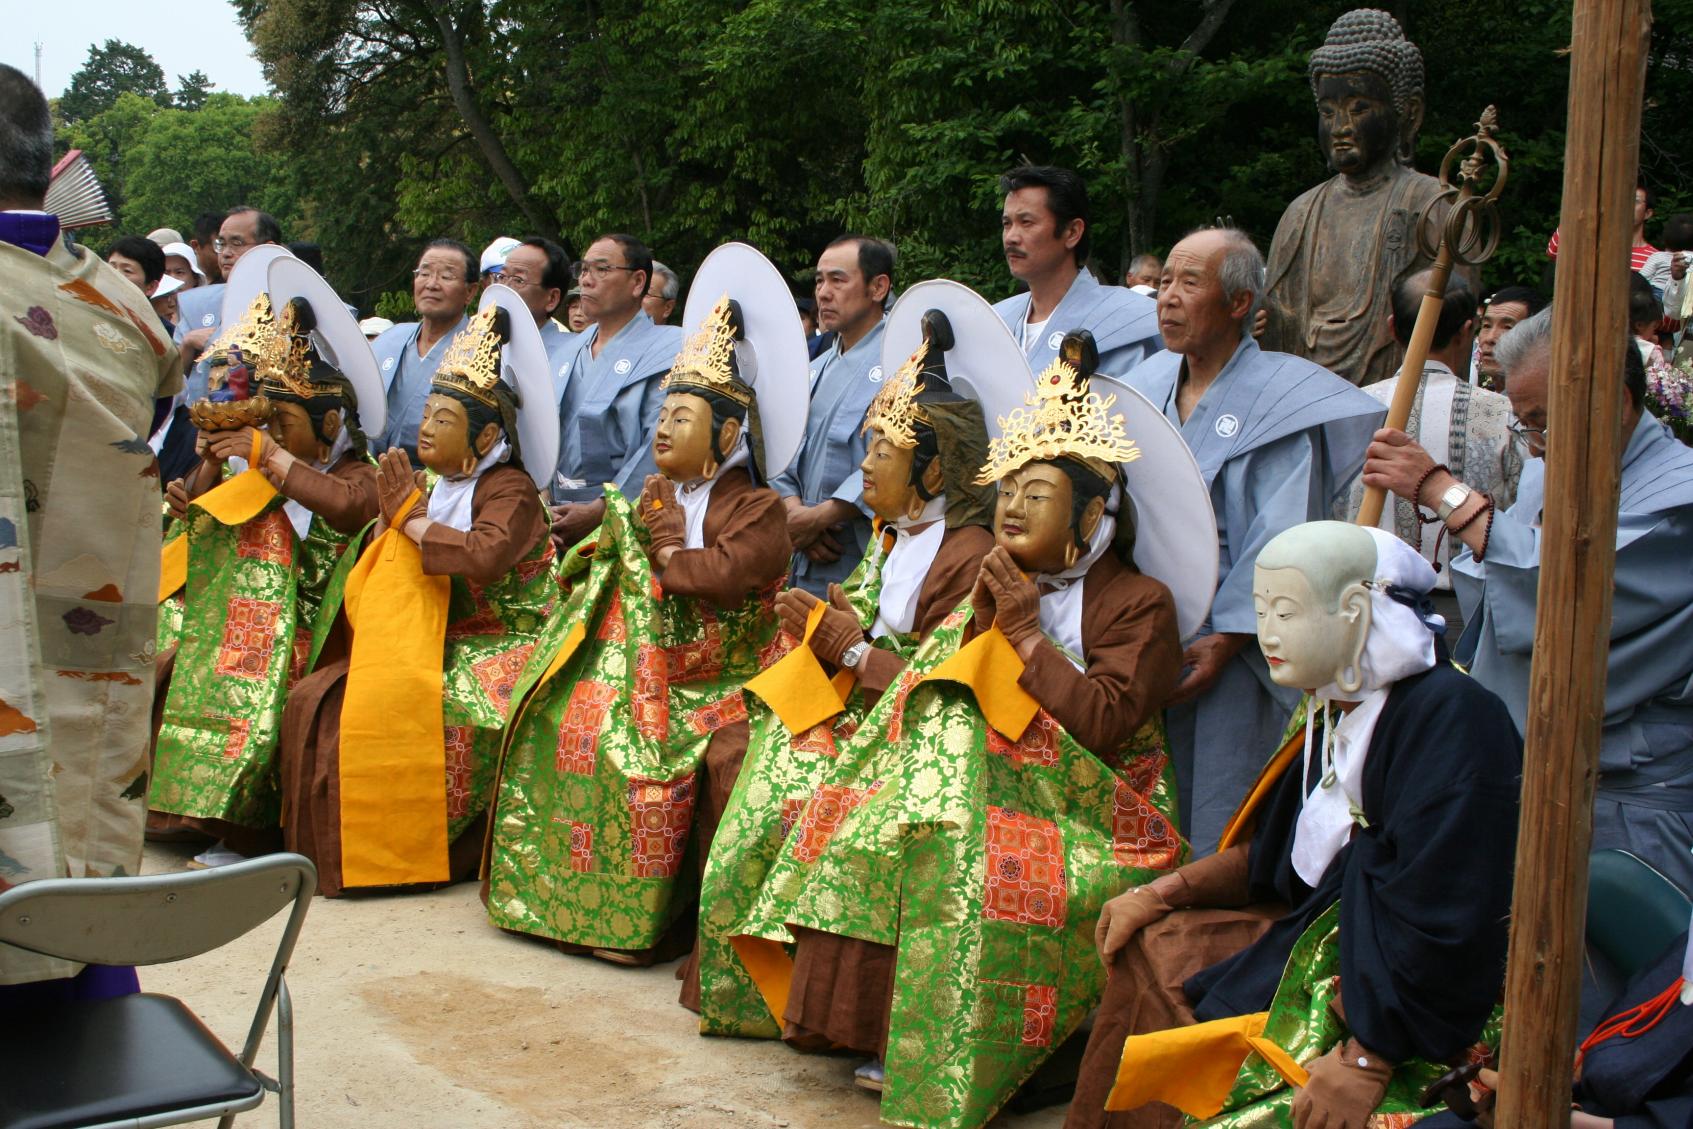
left=188, top=395, right=272, bottom=432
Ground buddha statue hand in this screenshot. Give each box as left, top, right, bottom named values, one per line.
left=377, top=448, right=422, bottom=528
left=1291, top=1038, right=1393, bottom=1129
left=637, top=475, right=684, bottom=561
left=1094, top=883, right=1175, bottom=969
left=808, top=584, right=868, bottom=666
left=164, top=477, right=191, bottom=522
left=980, top=546, right=1042, bottom=647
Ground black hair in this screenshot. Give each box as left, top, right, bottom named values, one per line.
left=908, top=424, right=942, bottom=500
left=598, top=233, right=654, bottom=295
left=1055, top=459, right=1113, bottom=551
left=226, top=206, right=282, bottom=245
left=0, top=64, right=51, bottom=207
left=823, top=235, right=896, bottom=305
left=1660, top=213, right=1693, bottom=253
left=286, top=241, right=324, bottom=273
left=108, top=235, right=166, bottom=286
left=999, top=165, right=1092, bottom=266
left=1625, top=331, right=1647, bottom=411
left=193, top=211, right=223, bottom=244
left=1391, top=269, right=1474, bottom=349
left=1487, top=284, right=1547, bottom=318
left=1639, top=183, right=1658, bottom=212
left=687, top=387, right=748, bottom=461
left=1630, top=271, right=1663, bottom=328
left=518, top=236, right=571, bottom=316
left=422, top=238, right=477, bottom=282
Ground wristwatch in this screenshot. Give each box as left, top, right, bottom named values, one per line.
left=839, top=641, right=871, bottom=670
left=1435, top=482, right=1473, bottom=523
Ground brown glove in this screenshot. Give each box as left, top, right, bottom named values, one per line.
left=1291, top=1039, right=1393, bottom=1129
left=981, top=546, right=1041, bottom=646
left=808, top=583, right=868, bottom=666
left=377, top=448, right=421, bottom=527
left=1164, top=843, right=1253, bottom=910
left=638, top=475, right=684, bottom=560
left=1094, top=884, right=1174, bottom=968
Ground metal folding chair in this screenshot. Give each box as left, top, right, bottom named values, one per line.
left=0, top=852, right=316, bottom=1129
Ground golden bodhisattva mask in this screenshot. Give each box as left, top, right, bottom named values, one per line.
left=994, top=461, right=1104, bottom=575
left=860, top=429, right=942, bottom=524
left=267, top=401, right=340, bottom=463
left=654, top=391, right=741, bottom=483
left=417, top=392, right=499, bottom=477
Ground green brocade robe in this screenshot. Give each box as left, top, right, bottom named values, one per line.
left=150, top=498, right=357, bottom=827
left=485, top=491, right=786, bottom=949
left=720, top=603, right=1184, bottom=1129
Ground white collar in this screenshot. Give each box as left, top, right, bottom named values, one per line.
left=426, top=436, right=510, bottom=532
left=678, top=437, right=749, bottom=550
left=871, top=495, right=949, bottom=639
left=282, top=428, right=355, bottom=540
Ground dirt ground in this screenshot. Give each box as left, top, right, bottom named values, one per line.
left=140, top=842, right=1071, bottom=1129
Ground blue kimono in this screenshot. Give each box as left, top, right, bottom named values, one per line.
left=993, top=268, right=1161, bottom=378
left=552, top=312, right=683, bottom=504
left=539, top=318, right=579, bottom=406
left=1454, top=411, right=1693, bottom=893
left=770, top=318, right=887, bottom=596
left=372, top=316, right=469, bottom=460
left=172, top=282, right=224, bottom=402
left=1128, top=338, right=1384, bottom=854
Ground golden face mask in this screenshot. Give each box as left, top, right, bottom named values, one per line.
left=653, top=391, right=722, bottom=482
left=993, top=462, right=1079, bottom=575
left=416, top=393, right=479, bottom=476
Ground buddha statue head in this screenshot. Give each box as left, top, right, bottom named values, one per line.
left=653, top=295, right=755, bottom=484
left=978, top=331, right=1134, bottom=575
left=257, top=296, right=365, bottom=464
left=1253, top=522, right=1376, bottom=695
left=422, top=305, right=520, bottom=477
left=1308, top=9, right=1425, bottom=176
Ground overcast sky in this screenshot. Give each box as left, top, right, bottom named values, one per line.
left=2, top=0, right=269, bottom=99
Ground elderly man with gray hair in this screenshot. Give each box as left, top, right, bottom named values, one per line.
left=1364, top=305, right=1693, bottom=894
left=643, top=259, right=680, bottom=324
left=1126, top=226, right=1383, bottom=854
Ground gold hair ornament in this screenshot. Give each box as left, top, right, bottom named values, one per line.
left=975, top=356, right=1142, bottom=484
left=861, top=339, right=928, bottom=449
left=662, top=294, right=752, bottom=407
left=256, top=300, right=326, bottom=401
left=206, top=292, right=275, bottom=361
left=433, top=306, right=505, bottom=408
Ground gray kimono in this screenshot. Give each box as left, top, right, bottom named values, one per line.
left=172, top=282, right=225, bottom=401
left=1454, top=412, right=1693, bottom=893
left=993, top=268, right=1161, bottom=378
left=552, top=312, right=683, bottom=504
left=372, top=316, right=469, bottom=460
left=1128, top=337, right=1385, bottom=854
left=770, top=318, right=888, bottom=596
left=540, top=318, right=580, bottom=405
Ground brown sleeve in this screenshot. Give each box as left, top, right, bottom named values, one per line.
left=419, top=468, right=545, bottom=583
left=281, top=458, right=380, bottom=536
left=1017, top=575, right=1182, bottom=759
left=660, top=488, right=793, bottom=609
left=858, top=525, right=992, bottom=696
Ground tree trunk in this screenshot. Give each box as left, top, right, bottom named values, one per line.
left=423, top=0, right=560, bottom=244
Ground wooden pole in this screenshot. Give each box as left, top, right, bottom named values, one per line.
left=1492, top=2, right=1650, bottom=1125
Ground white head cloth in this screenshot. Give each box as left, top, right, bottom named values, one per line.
left=1291, top=526, right=1444, bottom=887
left=870, top=493, right=949, bottom=640
left=426, top=436, right=511, bottom=533
left=282, top=427, right=355, bottom=540
left=1031, top=484, right=1120, bottom=669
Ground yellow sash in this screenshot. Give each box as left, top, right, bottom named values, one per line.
left=336, top=490, right=453, bottom=887
left=157, top=431, right=279, bottom=601
left=1106, top=1011, right=1310, bottom=1117
left=742, top=601, right=853, bottom=734
left=923, top=624, right=1040, bottom=742
left=1216, top=724, right=1305, bottom=852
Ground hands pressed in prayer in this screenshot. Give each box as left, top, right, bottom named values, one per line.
left=637, top=475, right=684, bottom=570
left=1094, top=883, right=1175, bottom=968
left=377, top=448, right=421, bottom=528
left=979, top=547, right=1042, bottom=657
left=1166, top=631, right=1250, bottom=706
left=1290, top=1038, right=1393, bottom=1129
left=550, top=497, right=607, bottom=554
left=773, top=585, right=865, bottom=666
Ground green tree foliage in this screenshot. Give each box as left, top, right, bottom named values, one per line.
left=58, top=40, right=172, bottom=123
left=174, top=70, right=216, bottom=112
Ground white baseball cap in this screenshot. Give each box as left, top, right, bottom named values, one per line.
left=150, top=273, right=186, bottom=298
left=359, top=316, right=395, bottom=339
left=480, top=236, right=521, bottom=275
left=160, top=241, right=207, bottom=280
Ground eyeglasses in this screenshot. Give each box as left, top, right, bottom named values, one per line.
left=502, top=271, right=539, bottom=288
left=1507, top=419, right=1548, bottom=445
left=572, top=259, right=638, bottom=281
left=212, top=236, right=251, bottom=253
left=412, top=268, right=465, bottom=285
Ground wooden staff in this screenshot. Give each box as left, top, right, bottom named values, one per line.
left=1355, top=109, right=1508, bottom=528
left=1493, top=1, right=1650, bottom=1124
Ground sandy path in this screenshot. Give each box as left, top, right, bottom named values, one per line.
left=140, top=842, right=1070, bottom=1129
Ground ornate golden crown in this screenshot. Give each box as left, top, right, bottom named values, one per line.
left=207, top=293, right=274, bottom=361
left=663, top=294, right=752, bottom=407
left=975, top=356, right=1142, bottom=484
left=256, top=300, right=333, bottom=401
left=432, top=306, right=505, bottom=407
left=861, top=339, right=928, bottom=449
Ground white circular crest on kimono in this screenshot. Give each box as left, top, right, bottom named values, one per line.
left=614, top=358, right=632, bottom=375
left=1047, top=330, right=1064, bottom=350
left=868, top=365, right=884, bottom=383
left=382, top=356, right=395, bottom=372
left=1215, top=413, right=1241, bottom=438
left=201, top=313, right=215, bottom=327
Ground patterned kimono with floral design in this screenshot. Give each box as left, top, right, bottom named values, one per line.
left=1, top=237, right=179, bottom=984
left=485, top=490, right=786, bottom=950
left=728, top=591, right=1186, bottom=1129
left=150, top=496, right=359, bottom=828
